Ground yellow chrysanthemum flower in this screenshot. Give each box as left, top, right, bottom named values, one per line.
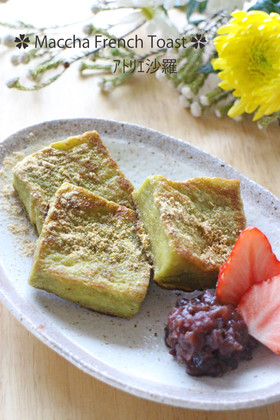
left=212, top=11, right=280, bottom=121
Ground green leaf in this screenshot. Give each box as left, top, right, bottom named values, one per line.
left=189, top=17, right=205, bottom=25
left=197, top=62, right=217, bottom=74
left=273, top=1, right=280, bottom=11
left=198, top=1, right=207, bottom=12
left=247, top=0, right=277, bottom=13
left=187, top=0, right=208, bottom=20
left=186, top=0, right=199, bottom=19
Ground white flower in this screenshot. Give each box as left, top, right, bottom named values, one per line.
left=114, top=10, right=146, bottom=27
left=91, top=3, right=100, bottom=14
left=6, top=77, right=18, bottom=88
left=97, top=78, right=104, bottom=88
left=10, top=54, right=20, bottom=66
left=155, top=70, right=166, bottom=81
left=114, top=0, right=176, bottom=8
left=83, top=24, right=93, bottom=35
left=19, top=53, right=29, bottom=64
left=26, top=71, right=34, bottom=81
left=206, top=0, right=244, bottom=13
left=190, top=101, right=202, bottom=117
left=25, top=70, right=39, bottom=82
left=93, top=0, right=181, bottom=37
left=116, top=0, right=161, bottom=6
left=97, top=78, right=114, bottom=91
left=215, top=108, right=222, bottom=118
left=102, top=81, right=114, bottom=91
left=181, top=85, right=194, bottom=99
left=93, top=8, right=146, bottom=33
left=146, top=9, right=179, bottom=39
left=179, top=94, right=190, bottom=108
left=106, top=0, right=187, bottom=10
left=2, top=34, right=15, bottom=48
left=199, top=94, right=209, bottom=106
left=162, top=0, right=187, bottom=8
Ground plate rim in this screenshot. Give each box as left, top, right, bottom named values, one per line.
left=1, top=117, right=280, bottom=410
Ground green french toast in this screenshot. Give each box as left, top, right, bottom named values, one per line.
left=13, top=131, right=134, bottom=234
left=133, top=175, right=246, bottom=291
left=29, top=183, right=151, bottom=319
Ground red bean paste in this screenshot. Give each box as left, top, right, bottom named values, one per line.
left=165, top=290, right=257, bottom=377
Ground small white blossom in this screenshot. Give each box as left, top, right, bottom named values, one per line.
left=155, top=71, right=166, bottom=81
left=179, top=94, right=190, bottom=108
left=97, top=78, right=104, bottom=88
left=215, top=109, right=222, bottom=118
left=2, top=34, right=15, bottom=48
left=257, top=122, right=264, bottom=130
left=91, top=4, right=100, bottom=14
left=233, top=116, right=243, bottom=122
left=181, top=86, right=194, bottom=99
left=199, top=95, right=210, bottom=106
left=190, top=101, right=202, bottom=117
left=10, top=54, right=20, bottom=66
left=19, top=53, right=29, bottom=64
left=26, top=70, right=38, bottom=81
left=6, top=77, right=18, bottom=88
left=103, top=81, right=114, bottom=91
left=83, top=24, right=93, bottom=35
left=26, top=71, right=33, bottom=81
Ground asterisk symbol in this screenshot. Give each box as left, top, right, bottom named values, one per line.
left=14, top=34, right=30, bottom=49
left=191, top=34, right=207, bottom=50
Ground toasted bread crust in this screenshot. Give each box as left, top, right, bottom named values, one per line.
left=13, top=131, right=134, bottom=233
left=134, top=175, right=246, bottom=291
left=29, top=183, right=150, bottom=318
left=156, top=176, right=245, bottom=269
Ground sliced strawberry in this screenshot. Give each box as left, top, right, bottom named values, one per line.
left=237, top=275, right=280, bottom=355
left=217, top=227, right=280, bottom=306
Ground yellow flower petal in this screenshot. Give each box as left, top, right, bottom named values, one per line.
left=213, top=11, right=280, bottom=120
left=228, top=99, right=246, bottom=118
left=253, top=107, right=265, bottom=121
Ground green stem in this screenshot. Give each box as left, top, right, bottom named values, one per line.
left=257, top=111, right=280, bottom=129
left=215, top=99, right=235, bottom=117
left=80, top=62, right=113, bottom=71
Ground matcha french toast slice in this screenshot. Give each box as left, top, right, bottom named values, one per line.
left=133, top=176, right=246, bottom=291
left=13, top=131, right=134, bottom=234
left=29, top=183, right=150, bottom=319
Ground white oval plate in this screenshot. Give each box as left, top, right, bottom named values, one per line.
left=1, top=118, right=280, bottom=410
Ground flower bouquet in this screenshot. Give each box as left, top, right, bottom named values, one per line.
left=1, top=0, right=280, bottom=128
